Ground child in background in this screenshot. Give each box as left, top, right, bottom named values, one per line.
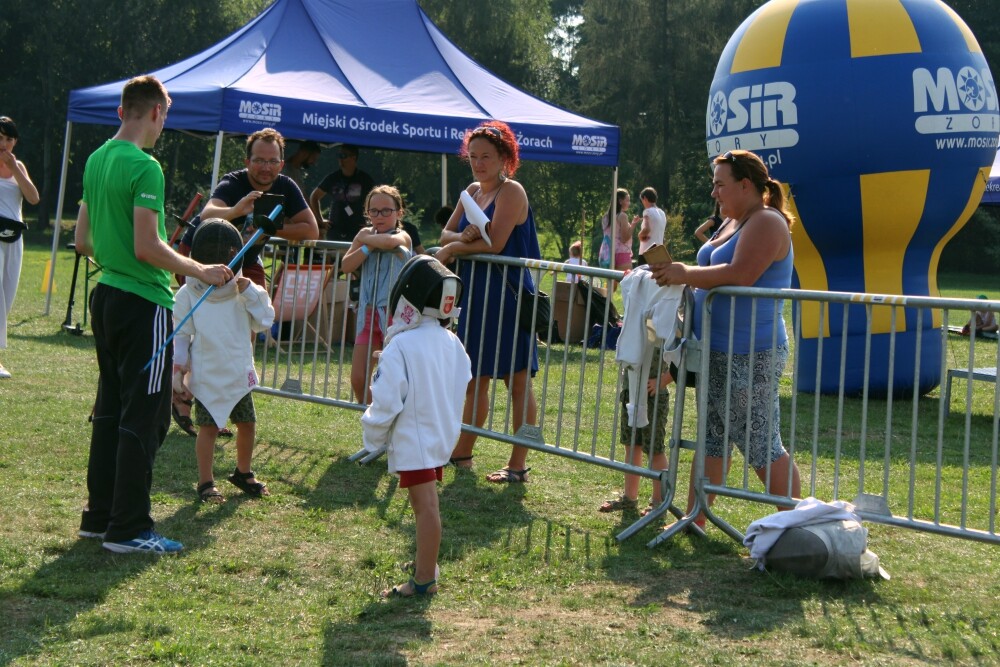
left=564, top=240, right=588, bottom=283
left=172, top=219, right=275, bottom=503
left=362, top=255, right=472, bottom=597
left=339, top=185, right=412, bottom=403
left=634, top=186, right=667, bottom=266
left=599, top=356, right=673, bottom=515
left=962, top=294, right=998, bottom=335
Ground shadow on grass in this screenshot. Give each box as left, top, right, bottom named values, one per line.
left=0, top=500, right=237, bottom=666
left=8, top=320, right=95, bottom=350
left=321, top=598, right=432, bottom=666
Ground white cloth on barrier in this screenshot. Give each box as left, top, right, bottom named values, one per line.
left=743, top=496, right=860, bottom=562
left=615, top=268, right=683, bottom=427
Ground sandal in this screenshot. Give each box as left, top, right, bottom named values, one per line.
left=640, top=502, right=657, bottom=517
left=171, top=401, right=197, bottom=437
left=399, top=561, right=440, bottom=579
left=227, top=468, right=270, bottom=497
left=598, top=494, right=638, bottom=513
left=485, top=467, right=530, bottom=484
left=218, top=427, right=234, bottom=438
left=382, top=577, right=437, bottom=598
left=197, top=481, right=224, bottom=504
left=448, top=455, right=473, bottom=469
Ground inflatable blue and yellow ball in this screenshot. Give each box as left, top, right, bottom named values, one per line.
left=707, top=0, right=998, bottom=396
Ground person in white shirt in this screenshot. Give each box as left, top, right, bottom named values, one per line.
left=564, top=240, right=588, bottom=283
left=362, top=255, right=472, bottom=597
left=634, top=186, right=667, bottom=266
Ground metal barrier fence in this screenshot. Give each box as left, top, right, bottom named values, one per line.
left=653, top=286, right=1000, bottom=549
left=249, top=241, right=998, bottom=549
left=253, top=240, right=692, bottom=541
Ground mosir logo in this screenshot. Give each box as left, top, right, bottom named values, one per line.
left=705, top=81, right=799, bottom=155
left=913, top=67, right=1000, bottom=135
left=571, top=134, right=607, bottom=156
left=238, top=100, right=282, bottom=124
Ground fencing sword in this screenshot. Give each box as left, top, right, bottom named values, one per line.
left=142, top=204, right=284, bottom=372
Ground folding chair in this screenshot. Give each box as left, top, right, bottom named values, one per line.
left=269, top=263, right=333, bottom=351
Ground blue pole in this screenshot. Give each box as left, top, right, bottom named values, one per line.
left=142, top=204, right=283, bottom=372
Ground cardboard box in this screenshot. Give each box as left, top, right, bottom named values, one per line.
left=553, top=280, right=604, bottom=343
left=312, top=278, right=354, bottom=345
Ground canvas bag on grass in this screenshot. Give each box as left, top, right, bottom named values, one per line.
left=744, top=497, right=889, bottom=580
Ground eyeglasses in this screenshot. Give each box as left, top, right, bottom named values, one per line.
left=338, top=153, right=356, bottom=160
left=367, top=207, right=398, bottom=218
left=717, top=150, right=748, bottom=179
left=250, top=158, right=282, bottom=167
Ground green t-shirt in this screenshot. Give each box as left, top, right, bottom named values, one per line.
left=82, top=139, right=173, bottom=308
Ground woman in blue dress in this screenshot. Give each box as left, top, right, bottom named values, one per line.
left=436, top=121, right=540, bottom=484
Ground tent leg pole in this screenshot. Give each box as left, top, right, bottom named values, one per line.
left=211, top=131, right=224, bottom=192
left=45, top=121, right=74, bottom=316
left=610, top=167, right=619, bottom=275
left=441, top=153, right=447, bottom=206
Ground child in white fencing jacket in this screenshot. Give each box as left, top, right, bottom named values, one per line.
left=173, top=219, right=275, bottom=504
left=362, top=256, right=471, bottom=597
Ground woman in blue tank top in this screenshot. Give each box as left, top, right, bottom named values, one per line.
left=435, top=121, right=540, bottom=485
left=651, top=149, right=801, bottom=528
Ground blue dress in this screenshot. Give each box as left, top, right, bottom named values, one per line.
left=456, top=198, right=541, bottom=378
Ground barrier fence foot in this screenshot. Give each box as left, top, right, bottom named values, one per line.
left=646, top=515, right=698, bottom=548
left=616, top=499, right=681, bottom=543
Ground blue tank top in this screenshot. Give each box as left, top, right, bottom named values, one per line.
left=692, top=227, right=792, bottom=354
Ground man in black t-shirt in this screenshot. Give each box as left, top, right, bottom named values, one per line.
left=198, top=128, right=318, bottom=286
left=309, top=144, right=375, bottom=242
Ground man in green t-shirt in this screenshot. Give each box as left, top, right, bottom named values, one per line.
left=74, top=75, right=233, bottom=554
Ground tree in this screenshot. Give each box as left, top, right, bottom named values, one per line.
left=0, top=0, right=271, bottom=227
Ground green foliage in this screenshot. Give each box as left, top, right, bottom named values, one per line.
left=2, top=0, right=998, bottom=269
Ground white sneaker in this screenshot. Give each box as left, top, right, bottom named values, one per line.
left=0, top=365, right=10, bottom=379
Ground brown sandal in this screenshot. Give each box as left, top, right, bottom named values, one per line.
left=598, top=494, right=638, bottom=513
left=485, top=467, right=530, bottom=484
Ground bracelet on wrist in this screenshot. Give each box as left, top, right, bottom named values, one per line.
left=360, top=245, right=370, bottom=256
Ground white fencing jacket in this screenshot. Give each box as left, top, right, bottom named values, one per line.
left=174, top=277, right=274, bottom=428
left=362, top=318, right=472, bottom=474
left=615, top=268, right=684, bottom=426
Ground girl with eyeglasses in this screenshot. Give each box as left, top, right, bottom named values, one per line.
left=339, top=184, right=413, bottom=403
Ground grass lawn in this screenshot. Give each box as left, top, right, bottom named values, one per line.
left=1, top=240, right=999, bottom=666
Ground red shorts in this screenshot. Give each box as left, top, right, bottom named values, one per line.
left=355, top=307, right=385, bottom=347
left=399, top=466, right=443, bottom=488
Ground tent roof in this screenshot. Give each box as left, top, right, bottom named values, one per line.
left=983, top=147, right=1000, bottom=205
left=67, top=0, right=619, bottom=167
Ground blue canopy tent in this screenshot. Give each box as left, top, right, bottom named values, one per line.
left=47, top=0, right=620, bottom=311
left=982, top=147, right=1000, bottom=205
